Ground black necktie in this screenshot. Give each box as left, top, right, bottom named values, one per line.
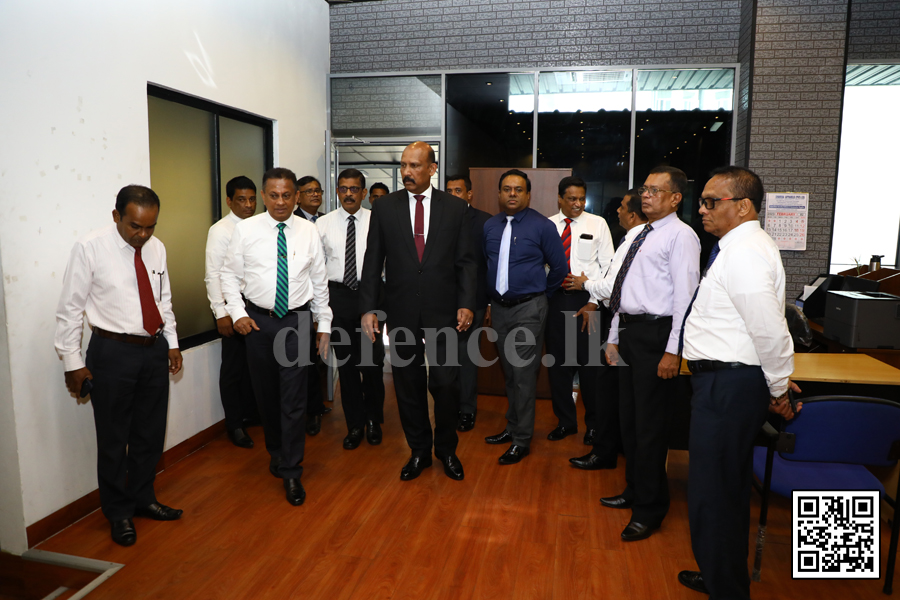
left=343, top=215, right=358, bottom=290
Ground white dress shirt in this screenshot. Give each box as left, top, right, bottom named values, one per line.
left=407, top=185, right=432, bottom=244
left=608, top=212, right=701, bottom=354
left=683, top=220, right=793, bottom=397
left=205, top=212, right=242, bottom=319
left=55, top=224, right=179, bottom=371
left=550, top=211, right=615, bottom=305
left=585, top=223, right=643, bottom=308
left=316, top=206, right=370, bottom=283
left=220, top=211, right=332, bottom=333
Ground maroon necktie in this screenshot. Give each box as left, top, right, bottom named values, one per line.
left=414, top=194, right=425, bottom=262
left=561, top=218, right=572, bottom=286
left=135, top=247, right=163, bottom=335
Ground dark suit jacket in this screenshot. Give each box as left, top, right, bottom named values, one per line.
left=467, top=204, right=492, bottom=311
left=294, top=208, right=324, bottom=221
left=360, top=188, right=477, bottom=330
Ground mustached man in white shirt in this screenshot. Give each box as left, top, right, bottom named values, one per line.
left=567, top=188, right=647, bottom=470
left=220, top=168, right=332, bottom=507
left=205, top=176, right=259, bottom=450
left=316, top=169, right=386, bottom=450
left=677, top=166, right=800, bottom=599
left=55, top=185, right=184, bottom=547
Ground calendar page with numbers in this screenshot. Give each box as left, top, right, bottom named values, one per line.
left=764, top=192, right=808, bottom=251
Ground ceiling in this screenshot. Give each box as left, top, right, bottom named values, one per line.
left=846, top=64, right=900, bottom=86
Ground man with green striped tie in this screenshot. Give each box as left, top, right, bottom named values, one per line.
left=221, top=167, right=332, bottom=507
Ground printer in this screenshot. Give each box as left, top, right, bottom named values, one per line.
left=823, top=290, right=900, bottom=349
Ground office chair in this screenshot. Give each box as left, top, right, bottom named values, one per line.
left=751, top=396, right=900, bottom=594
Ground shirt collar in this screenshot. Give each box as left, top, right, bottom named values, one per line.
left=299, top=208, right=317, bottom=221
left=337, top=205, right=363, bottom=221
left=264, top=211, right=293, bottom=229
left=226, top=211, right=243, bottom=224
left=719, top=219, right=761, bottom=249
left=407, top=185, right=433, bottom=202
left=111, top=224, right=132, bottom=251
left=555, top=211, right=579, bottom=224
left=510, top=207, right=531, bottom=223
left=649, top=211, right=679, bottom=230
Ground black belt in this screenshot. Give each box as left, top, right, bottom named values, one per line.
left=687, top=360, right=753, bottom=373
left=93, top=327, right=160, bottom=347
left=245, top=299, right=310, bottom=319
left=619, top=313, right=670, bottom=323
left=493, top=292, right=542, bottom=308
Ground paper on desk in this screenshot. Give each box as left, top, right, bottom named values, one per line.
left=801, top=285, right=817, bottom=301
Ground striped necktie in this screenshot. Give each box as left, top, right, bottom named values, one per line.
left=608, top=223, right=652, bottom=314
left=274, top=222, right=289, bottom=318
left=561, top=218, right=573, bottom=286
left=678, top=241, right=721, bottom=354
left=343, top=215, right=358, bottom=290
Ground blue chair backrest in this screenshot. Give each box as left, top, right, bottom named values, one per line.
left=781, top=396, right=900, bottom=467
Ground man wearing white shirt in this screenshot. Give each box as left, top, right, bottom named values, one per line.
left=545, top=177, right=614, bottom=447
left=55, top=185, right=184, bottom=547
left=205, top=176, right=258, bottom=449
left=567, top=188, right=647, bottom=470
left=678, top=166, right=798, bottom=599
left=317, top=169, right=386, bottom=450
left=221, top=167, right=332, bottom=506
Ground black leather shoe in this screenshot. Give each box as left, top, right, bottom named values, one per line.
left=583, top=428, right=597, bottom=446
left=400, top=455, right=432, bottom=481
left=621, top=521, right=658, bottom=542
left=484, top=430, right=512, bottom=445
left=306, top=414, right=322, bottom=436
left=437, top=454, right=465, bottom=480
left=547, top=425, right=577, bottom=441
left=457, top=413, right=475, bottom=432
left=569, top=452, right=617, bottom=470
left=499, top=444, right=530, bottom=465
left=227, top=427, right=254, bottom=449
left=343, top=427, right=364, bottom=450
left=284, top=478, right=306, bottom=506
left=321, top=405, right=333, bottom=414
left=110, top=518, right=136, bottom=546
left=677, top=570, right=708, bottom=594
left=134, top=503, right=183, bottom=521
left=366, top=420, right=382, bottom=445
left=269, top=455, right=281, bottom=478
left=599, top=494, right=633, bottom=509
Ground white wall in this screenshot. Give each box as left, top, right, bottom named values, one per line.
left=0, top=0, right=329, bottom=551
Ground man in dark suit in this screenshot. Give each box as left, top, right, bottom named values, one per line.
left=294, top=175, right=331, bottom=435
left=360, top=142, right=477, bottom=481
left=445, top=173, right=491, bottom=432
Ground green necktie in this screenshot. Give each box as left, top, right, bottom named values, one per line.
left=274, top=222, right=289, bottom=318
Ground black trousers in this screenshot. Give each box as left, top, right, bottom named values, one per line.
left=244, top=308, right=310, bottom=479
left=689, top=367, right=769, bottom=600
left=591, top=363, right=620, bottom=460
left=617, top=317, right=675, bottom=527
left=307, top=335, right=327, bottom=417
left=545, top=290, right=600, bottom=431
left=458, top=306, right=487, bottom=416
left=86, top=334, right=170, bottom=521
left=219, top=333, right=258, bottom=430
left=329, top=283, right=385, bottom=430
left=389, top=323, right=459, bottom=458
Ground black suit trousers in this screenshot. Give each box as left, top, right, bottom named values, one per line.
left=244, top=309, right=310, bottom=479
left=86, top=334, right=170, bottom=521
left=219, top=333, right=258, bottom=430
left=329, top=283, right=385, bottom=430
left=689, top=367, right=769, bottom=600
left=389, top=324, right=460, bottom=458
left=617, top=317, right=675, bottom=527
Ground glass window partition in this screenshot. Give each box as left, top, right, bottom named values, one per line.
left=331, top=76, right=443, bottom=138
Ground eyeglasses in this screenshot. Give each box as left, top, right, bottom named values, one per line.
left=337, top=186, right=362, bottom=194
left=698, top=197, right=741, bottom=210
left=300, top=188, right=323, bottom=196
left=638, top=186, right=674, bottom=197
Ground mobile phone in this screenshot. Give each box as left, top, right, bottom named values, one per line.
left=80, top=378, right=93, bottom=398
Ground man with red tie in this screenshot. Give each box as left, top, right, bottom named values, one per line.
left=55, top=185, right=184, bottom=547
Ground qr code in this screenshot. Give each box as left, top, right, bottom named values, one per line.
left=792, top=490, right=880, bottom=579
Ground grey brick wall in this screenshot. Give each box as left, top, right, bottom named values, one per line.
left=847, top=0, right=900, bottom=60
left=331, top=75, right=443, bottom=135
left=747, top=0, right=849, bottom=299
left=733, top=0, right=755, bottom=166
left=330, top=0, right=743, bottom=73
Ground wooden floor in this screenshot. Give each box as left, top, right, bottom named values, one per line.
left=37, top=376, right=896, bottom=599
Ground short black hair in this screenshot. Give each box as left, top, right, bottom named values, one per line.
left=296, top=175, right=320, bottom=190
left=369, top=182, right=389, bottom=194
left=499, top=169, right=531, bottom=192
left=115, top=184, right=160, bottom=215
left=446, top=173, right=472, bottom=191
left=623, top=188, right=648, bottom=221
left=649, top=166, right=688, bottom=195
left=558, top=176, right=586, bottom=197
left=263, top=168, right=298, bottom=190
left=338, top=168, right=366, bottom=189
left=226, top=176, right=256, bottom=199
left=708, top=165, right=765, bottom=212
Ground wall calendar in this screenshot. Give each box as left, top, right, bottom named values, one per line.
left=764, top=192, right=808, bottom=251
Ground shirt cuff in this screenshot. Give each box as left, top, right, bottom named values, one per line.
left=164, top=331, right=179, bottom=350
left=213, top=306, right=229, bottom=320
left=316, top=317, right=332, bottom=335
left=62, top=351, right=85, bottom=372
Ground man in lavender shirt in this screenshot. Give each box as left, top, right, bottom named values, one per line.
left=601, top=166, right=700, bottom=542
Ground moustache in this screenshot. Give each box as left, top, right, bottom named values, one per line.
left=403, top=176, right=415, bottom=184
